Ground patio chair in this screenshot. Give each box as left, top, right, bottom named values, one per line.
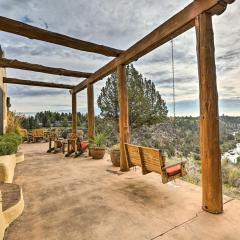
left=65, top=132, right=89, bottom=157
left=47, top=130, right=60, bottom=152
left=19, top=128, right=29, bottom=142
left=46, top=129, right=66, bottom=153
left=32, top=129, right=45, bottom=143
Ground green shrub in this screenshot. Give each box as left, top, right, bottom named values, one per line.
left=228, top=167, right=240, bottom=187
left=0, top=141, right=18, bottom=156
left=111, top=144, right=120, bottom=150
left=0, top=133, right=22, bottom=156
left=1, top=133, right=22, bottom=146
left=193, top=153, right=200, bottom=161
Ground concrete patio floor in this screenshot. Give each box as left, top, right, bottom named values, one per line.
left=4, top=142, right=240, bottom=240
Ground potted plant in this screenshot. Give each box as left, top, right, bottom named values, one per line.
left=0, top=133, right=22, bottom=183
left=110, top=144, right=120, bottom=167
left=89, top=133, right=106, bottom=159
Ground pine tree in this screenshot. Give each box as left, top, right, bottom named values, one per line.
left=97, top=64, right=168, bottom=128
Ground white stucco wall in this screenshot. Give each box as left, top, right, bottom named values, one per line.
left=0, top=47, right=8, bottom=134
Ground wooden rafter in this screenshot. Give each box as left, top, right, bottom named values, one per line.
left=0, top=16, right=123, bottom=57
left=3, top=77, right=74, bottom=89
left=0, top=58, right=92, bottom=78
left=72, top=0, right=235, bottom=93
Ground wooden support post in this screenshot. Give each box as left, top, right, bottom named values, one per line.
left=195, top=13, right=223, bottom=214
left=72, top=93, right=77, bottom=135
left=87, top=83, right=95, bottom=140
left=117, top=64, right=129, bottom=172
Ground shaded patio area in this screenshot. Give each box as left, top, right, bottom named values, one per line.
left=4, top=143, right=240, bottom=240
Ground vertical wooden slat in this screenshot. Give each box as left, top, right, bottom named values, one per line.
left=195, top=13, right=223, bottom=214
left=72, top=93, right=77, bottom=134
left=87, top=83, right=95, bottom=140
left=117, top=64, right=129, bottom=172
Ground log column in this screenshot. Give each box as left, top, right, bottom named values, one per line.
left=195, top=13, right=223, bottom=214
left=87, top=83, right=95, bottom=140
left=72, top=93, right=77, bottom=134
left=117, top=64, right=129, bottom=172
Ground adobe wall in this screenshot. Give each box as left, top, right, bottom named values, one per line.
left=0, top=46, right=8, bottom=134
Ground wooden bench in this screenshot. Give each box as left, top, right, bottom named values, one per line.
left=124, top=143, right=186, bottom=184
left=32, top=129, right=45, bottom=143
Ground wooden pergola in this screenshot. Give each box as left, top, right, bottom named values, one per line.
left=0, top=0, right=236, bottom=214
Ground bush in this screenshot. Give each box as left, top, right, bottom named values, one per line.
left=0, top=141, right=18, bottom=156
left=228, top=167, right=240, bottom=187
left=237, top=156, right=240, bottom=165
left=4, top=133, right=22, bottom=145
left=0, top=133, right=22, bottom=156
left=193, top=153, right=201, bottom=161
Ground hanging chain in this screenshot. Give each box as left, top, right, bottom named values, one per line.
left=171, top=39, right=176, bottom=124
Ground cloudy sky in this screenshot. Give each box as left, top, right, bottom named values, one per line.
left=0, top=0, right=239, bottom=116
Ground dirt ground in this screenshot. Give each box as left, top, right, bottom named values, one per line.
left=4, top=142, right=240, bottom=240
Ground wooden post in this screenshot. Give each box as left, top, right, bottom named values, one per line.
left=117, top=64, right=129, bottom=172
left=87, top=83, right=95, bottom=140
left=72, top=93, right=77, bottom=135
left=195, top=13, right=223, bottom=214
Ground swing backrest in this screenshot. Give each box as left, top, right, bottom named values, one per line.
left=140, top=146, right=165, bottom=175
left=124, top=143, right=166, bottom=175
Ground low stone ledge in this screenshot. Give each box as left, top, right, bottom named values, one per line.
left=0, top=183, right=24, bottom=240
left=15, top=152, right=24, bottom=164
left=0, top=152, right=24, bottom=183
left=0, top=154, right=16, bottom=183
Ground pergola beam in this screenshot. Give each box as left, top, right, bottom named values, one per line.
left=0, top=16, right=123, bottom=57
left=72, top=0, right=235, bottom=93
left=3, top=77, right=74, bottom=89
left=0, top=58, right=92, bottom=78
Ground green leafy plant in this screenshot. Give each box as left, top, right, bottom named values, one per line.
left=0, top=133, right=22, bottom=156
left=111, top=144, right=120, bottom=150
left=2, top=133, right=22, bottom=146
left=0, top=141, right=18, bottom=156
left=91, top=133, right=107, bottom=148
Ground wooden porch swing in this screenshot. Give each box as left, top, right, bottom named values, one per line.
left=124, top=143, right=186, bottom=183
left=124, top=39, right=186, bottom=184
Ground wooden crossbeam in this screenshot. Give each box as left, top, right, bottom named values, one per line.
left=72, top=0, right=235, bottom=93
left=0, top=16, right=123, bottom=57
left=3, top=77, right=74, bottom=89
left=0, top=58, right=92, bottom=78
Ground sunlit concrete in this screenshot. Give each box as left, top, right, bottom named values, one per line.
left=4, top=143, right=240, bottom=240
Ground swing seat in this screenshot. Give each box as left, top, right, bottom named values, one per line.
left=124, top=143, right=187, bottom=184
left=165, top=164, right=182, bottom=176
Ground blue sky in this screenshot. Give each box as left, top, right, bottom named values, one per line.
left=0, top=0, right=239, bottom=116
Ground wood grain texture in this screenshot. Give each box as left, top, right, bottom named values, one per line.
left=3, top=77, right=74, bottom=89
left=0, top=16, right=123, bottom=57
left=87, top=84, right=95, bottom=140
left=117, top=65, right=129, bottom=172
left=195, top=13, right=223, bottom=214
left=72, top=93, right=77, bottom=135
left=72, top=0, right=235, bottom=93
left=0, top=58, right=92, bottom=78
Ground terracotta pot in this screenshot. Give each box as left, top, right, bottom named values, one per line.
left=90, top=147, right=105, bottom=159
left=110, top=149, right=120, bottom=167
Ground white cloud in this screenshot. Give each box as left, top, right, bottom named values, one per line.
left=0, top=0, right=239, bottom=115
